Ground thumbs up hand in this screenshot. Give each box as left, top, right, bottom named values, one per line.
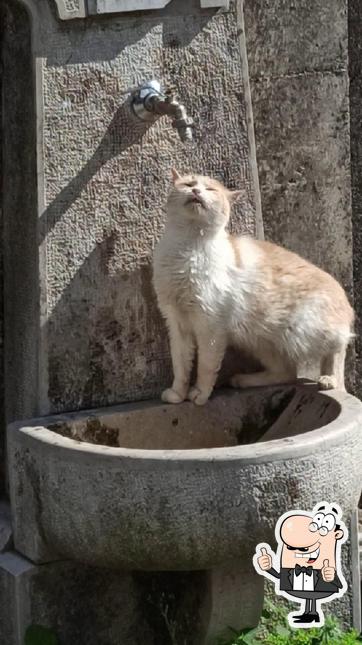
left=321, top=559, right=335, bottom=582
left=257, top=546, right=273, bottom=571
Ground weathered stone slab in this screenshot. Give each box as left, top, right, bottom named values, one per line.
left=244, top=0, right=347, bottom=78
left=54, top=0, right=86, bottom=20
left=55, top=0, right=230, bottom=19
left=244, top=0, right=355, bottom=389
left=96, top=0, right=173, bottom=13
left=249, top=73, right=352, bottom=289
left=0, top=551, right=262, bottom=644
left=3, top=0, right=261, bottom=418
left=0, top=552, right=159, bottom=645
left=0, top=551, right=34, bottom=645
left=348, top=0, right=362, bottom=397
left=0, top=501, right=12, bottom=552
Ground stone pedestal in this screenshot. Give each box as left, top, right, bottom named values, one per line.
left=201, top=561, right=263, bottom=644
left=0, top=552, right=263, bottom=645
left=0, top=552, right=157, bottom=645
left=7, top=386, right=362, bottom=640
left=1, top=514, right=359, bottom=644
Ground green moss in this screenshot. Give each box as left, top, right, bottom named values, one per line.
left=24, top=625, right=58, bottom=645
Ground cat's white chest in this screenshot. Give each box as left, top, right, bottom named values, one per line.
left=174, top=250, right=211, bottom=306
left=154, top=234, right=231, bottom=313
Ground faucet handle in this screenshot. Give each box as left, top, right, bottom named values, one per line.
left=172, top=113, right=194, bottom=142
left=131, top=79, right=194, bottom=142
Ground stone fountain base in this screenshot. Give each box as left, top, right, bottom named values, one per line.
left=3, top=384, right=362, bottom=643
left=0, top=549, right=262, bottom=644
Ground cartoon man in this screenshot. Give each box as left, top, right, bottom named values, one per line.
left=253, top=502, right=348, bottom=628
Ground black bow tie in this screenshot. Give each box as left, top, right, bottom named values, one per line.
left=295, top=564, right=313, bottom=576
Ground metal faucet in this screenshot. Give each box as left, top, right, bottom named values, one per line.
left=131, top=80, right=194, bottom=143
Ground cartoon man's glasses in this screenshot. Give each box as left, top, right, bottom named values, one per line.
left=309, top=512, right=336, bottom=536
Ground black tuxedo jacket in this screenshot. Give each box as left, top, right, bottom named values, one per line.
left=269, top=567, right=343, bottom=594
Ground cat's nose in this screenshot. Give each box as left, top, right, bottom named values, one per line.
left=192, top=188, right=201, bottom=195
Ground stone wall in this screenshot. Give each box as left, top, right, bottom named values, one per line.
left=0, top=6, right=3, bottom=494
left=348, top=0, right=362, bottom=397
left=244, top=0, right=355, bottom=390
left=1, top=1, right=38, bottom=492
left=1, top=0, right=360, bottom=488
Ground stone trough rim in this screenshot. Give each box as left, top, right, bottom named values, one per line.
left=8, top=387, right=362, bottom=465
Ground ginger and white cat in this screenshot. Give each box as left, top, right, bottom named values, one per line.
left=152, top=170, right=354, bottom=406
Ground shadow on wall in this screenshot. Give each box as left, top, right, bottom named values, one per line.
left=39, top=99, right=153, bottom=239
left=45, top=245, right=170, bottom=411
left=45, top=237, right=260, bottom=412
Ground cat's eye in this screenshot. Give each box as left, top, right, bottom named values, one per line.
left=206, top=187, right=216, bottom=191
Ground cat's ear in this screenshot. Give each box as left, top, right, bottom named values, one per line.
left=228, top=190, right=244, bottom=204
left=171, top=168, right=182, bottom=183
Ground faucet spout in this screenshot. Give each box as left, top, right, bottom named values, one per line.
left=131, top=80, right=194, bottom=143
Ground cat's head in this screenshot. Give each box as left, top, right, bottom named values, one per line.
left=167, top=169, right=243, bottom=231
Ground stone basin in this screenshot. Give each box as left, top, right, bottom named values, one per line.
left=7, top=383, right=362, bottom=640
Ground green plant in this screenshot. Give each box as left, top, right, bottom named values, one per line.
left=218, top=600, right=362, bottom=645
left=24, top=625, right=58, bottom=645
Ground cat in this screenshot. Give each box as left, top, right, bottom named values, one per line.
left=152, top=169, right=354, bottom=406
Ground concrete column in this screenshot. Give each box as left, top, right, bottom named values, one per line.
left=0, top=552, right=161, bottom=645
left=200, top=560, right=263, bottom=644
left=244, top=0, right=355, bottom=390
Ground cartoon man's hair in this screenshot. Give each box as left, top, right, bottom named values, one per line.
left=316, top=505, right=340, bottom=516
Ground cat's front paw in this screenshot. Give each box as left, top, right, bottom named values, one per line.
left=187, top=387, right=210, bottom=406
left=318, top=375, right=338, bottom=390
left=161, top=388, right=185, bottom=404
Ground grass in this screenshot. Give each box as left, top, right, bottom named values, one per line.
left=218, top=600, right=362, bottom=645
